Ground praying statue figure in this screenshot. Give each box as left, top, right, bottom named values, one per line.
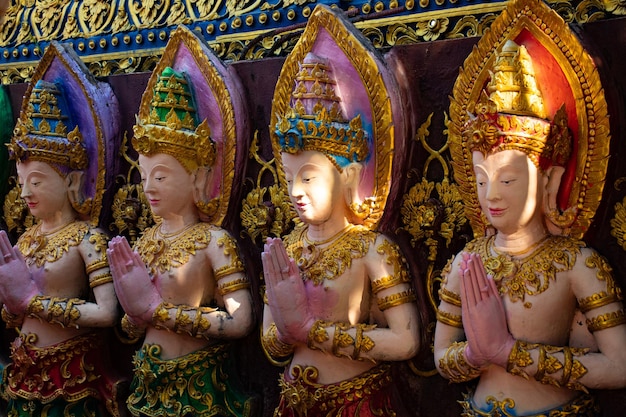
left=261, top=50, right=420, bottom=416
left=0, top=62, right=125, bottom=415
left=107, top=66, right=256, bottom=417
left=434, top=37, right=626, bottom=416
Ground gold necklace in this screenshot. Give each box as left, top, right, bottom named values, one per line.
left=467, top=235, right=583, bottom=308
left=491, top=234, right=550, bottom=257
left=135, top=222, right=213, bottom=275
left=156, top=222, right=198, bottom=239
left=284, top=224, right=376, bottom=286
left=302, top=224, right=353, bottom=246
left=18, top=221, right=89, bottom=267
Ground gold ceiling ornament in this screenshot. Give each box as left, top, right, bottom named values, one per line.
left=270, top=4, right=408, bottom=230
left=449, top=0, right=611, bottom=240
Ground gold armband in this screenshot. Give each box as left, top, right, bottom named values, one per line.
left=261, top=323, right=295, bottom=360
left=217, top=277, right=250, bottom=296
left=377, top=289, right=416, bottom=311
left=1, top=306, right=22, bottom=329
left=436, top=309, right=463, bottom=328
left=307, top=319, right=331, bottom=351
left=439, top=287, right=462, bottom=307
left=85, top=258, right=109, bottom=275
left=89, top=272, right=113, bottom=288
left=578, top=291, right=621, bottom=313
left=152, top=302, right=214, bottom=338
left=507, top=340, right=589, bottom=392
left=27, top=296, right=85, bottom=328
left=371, top=275, right=406, bottom=294
left=438, top=341, right=481, bottom=383
left=121, top=314, right=146, bottom=340
left=586, top=309, right=626, bottom=332
left=214, top=235, right=245, bottom=280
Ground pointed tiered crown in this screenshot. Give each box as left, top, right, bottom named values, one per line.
left=8, top=80, right=88, bottom=174
left=463, top=40, right=572, bottom=169
left=133, top=67, right=216, bottom=173
left=275, top=53, right=369, bottom=171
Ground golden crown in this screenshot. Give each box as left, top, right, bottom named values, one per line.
left=275, top=54, right=369, bottom=170
left=8, top=80, right=88, bottom=171
left=463, top=40, right=572, bottom=169
left=133, top=67, right=216, bottom=173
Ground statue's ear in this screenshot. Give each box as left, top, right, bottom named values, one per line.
left=544, top=166, right=564, bottom=211
left=342, top=163, right=363, bottom=206
left=543, top=165, right=567, bottom=235
left=192, top=167, right=211, bottom=204
left=66, top=171, right=84, bottom=207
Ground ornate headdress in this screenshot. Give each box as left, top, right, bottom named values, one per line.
left=463, top=40, right=572, bottom=170
left=274, top=53, right=369, bottom=171
left=8, top=80, right=88, bottom=175
left=133, top=66, right=216, bottom=173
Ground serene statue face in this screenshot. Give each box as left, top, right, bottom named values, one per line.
left=473, top=149, right=547, bottom=235
left=282, top=150, right=348, bottom=226
left=17, top=160, right=73, bottom=222
left=138, top=153, right=196, bottom=219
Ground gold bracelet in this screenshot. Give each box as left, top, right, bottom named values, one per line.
left=191, top=310, right=211, bottom=337
left=332, top=322, right=354, bottom=358
left=586, top=309, right=626, bottom=332
left=377, top=289, right=416, bottom=311
left=121, top=314, right=146, bottom=339
left=217, top=277, right=250, bottom=296
left=152, top=302, right=173, bottom=330
left=1, top=306, right=22, bottom=329
left=307, top=319, right=330, bottom=351
left=261, top=323, right=295, bottom=359
left=507, top=340, right=536, bottom=380
left=89, top=272, right=113, bottom=288
left=29, top=296, right=85, bottom=328
left=26, top=295, right=46, bottom=316
left=438, top=341, right=481, bottom=383
left=507, top=340, right=589, bottom=392
left=353, top=323, right=376, bottom=360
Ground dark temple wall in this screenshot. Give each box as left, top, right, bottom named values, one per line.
left=3, top=16, right=626, bottom=417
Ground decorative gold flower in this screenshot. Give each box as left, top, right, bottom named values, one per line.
left=416, top=18, right=449, bottom=41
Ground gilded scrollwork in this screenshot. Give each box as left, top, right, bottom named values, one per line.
left=0, top=0, right=622, bottom=84
left=240, top=131, right=296, bottom=245
left=610, top=178, right=626, bottom=251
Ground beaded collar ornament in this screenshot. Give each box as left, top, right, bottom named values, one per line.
left=133, top=66, right=216, bottom=174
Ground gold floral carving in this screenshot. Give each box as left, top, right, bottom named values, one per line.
left=240, top=131, right=296, bottom=245
left=448, top=0, right=611, bottom=240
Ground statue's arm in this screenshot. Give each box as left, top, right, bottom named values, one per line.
left=149, top=230, right=254, bottom=340
left=304, top=234, right=420, bottom=362
left=433, top=254, right=482, bottom=382
left=25, top=228, right=119, bottom=329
